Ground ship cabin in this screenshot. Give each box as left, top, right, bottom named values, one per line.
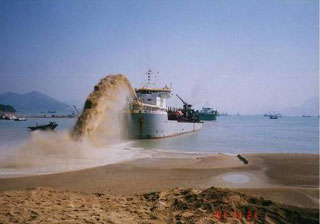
left=135, top=87, right=172, bottom=109
left=201, top=107, right=216, bottom=113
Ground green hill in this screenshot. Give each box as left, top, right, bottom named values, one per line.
left=0, top=104, right=16, bottom=113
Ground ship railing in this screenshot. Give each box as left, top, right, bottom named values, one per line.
left=167, top=107, right=183, bottom=112
left=128, top=102, right=167, bottom=112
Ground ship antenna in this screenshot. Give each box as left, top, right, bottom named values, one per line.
left=145, top=68, right=159, bottom=87
left=146, top=69, right=152, bottom=85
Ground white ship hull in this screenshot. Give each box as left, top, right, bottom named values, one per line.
left=120, top=111, right=203, bottom=139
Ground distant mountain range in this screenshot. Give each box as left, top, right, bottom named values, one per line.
left=0, top=91, right=73, bottom=113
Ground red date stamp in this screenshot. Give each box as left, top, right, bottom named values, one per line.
left=215, top=210, right=259, bottom=221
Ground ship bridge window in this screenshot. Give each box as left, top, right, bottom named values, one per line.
left=137, top=90, right=152, bottom=94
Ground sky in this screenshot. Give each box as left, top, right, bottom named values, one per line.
left=0, top=0, right=318, bottom=114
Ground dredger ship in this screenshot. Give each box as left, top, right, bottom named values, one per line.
left=120, top=72, right=203, bottom=139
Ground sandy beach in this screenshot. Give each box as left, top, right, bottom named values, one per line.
left=1, top=0, right=318, bottom=223
left=0, top=152, right=318, bottom=223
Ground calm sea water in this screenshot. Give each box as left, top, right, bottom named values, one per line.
left=0, top=118, right=75, bottom=150
left=0, top=116, right=318, bottom=154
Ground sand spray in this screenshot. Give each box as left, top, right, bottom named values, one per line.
left=72, top=74, right=137, bottom=145
left=0, top=74, right=143, bottom=175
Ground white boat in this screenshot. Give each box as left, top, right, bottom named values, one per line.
left=14, top=117, right=27, bottom=121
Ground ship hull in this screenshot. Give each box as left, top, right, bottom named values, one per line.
left=120, top=111, right=203, bottom=139
left=199, top=113, right=217, bottom=121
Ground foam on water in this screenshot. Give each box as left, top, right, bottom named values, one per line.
left=0, top=129, right=149, bottom=177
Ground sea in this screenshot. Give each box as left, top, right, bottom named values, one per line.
left=0, top=115, right=318, bottom=176
left=0, top=115, right=318, bottom=154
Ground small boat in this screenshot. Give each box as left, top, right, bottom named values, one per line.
left=14, top=117, right=27, bottom=121
left=28, top=122, right=58, bottom=131
left=264, top=113, right=281, bottom=119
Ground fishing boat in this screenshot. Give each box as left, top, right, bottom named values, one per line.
left=28, top=121, right=58, bottom=131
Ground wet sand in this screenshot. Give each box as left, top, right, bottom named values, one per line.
left=0, top=153, right=318, bottom=223
left=0, top=153, right=318, bottom=209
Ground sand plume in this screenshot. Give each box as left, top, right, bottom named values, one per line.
left=72, top=74, right=137, bottom=145
left=0, top=74, right=144, bottom=176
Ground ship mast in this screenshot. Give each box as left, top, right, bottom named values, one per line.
left=144, top=68, right=159, bottom=88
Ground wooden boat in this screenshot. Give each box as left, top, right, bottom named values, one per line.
left=28, top=122, right=58, bottom=131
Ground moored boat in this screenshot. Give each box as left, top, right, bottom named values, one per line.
left=14, top=117, right=27, bottom=121
left=120, top=70, right=203, bottom=139
left=28, top=121, right=58, bottom=131
left=199, top=107, right=218, bottom=121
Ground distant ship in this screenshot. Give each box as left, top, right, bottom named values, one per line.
left=198, top=107, right=218, bottom=121
left=0, top=115, right=17, bottom=120
left=120, top=70, right=203, bottom=139
left=264, top=113, right=282, bottom=119
left=218, top=112, right=228, bottom=116
left=14, top=117, right=27, bottom=121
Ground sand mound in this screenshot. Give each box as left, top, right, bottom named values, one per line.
left=0, top=187, right=318, bottom=223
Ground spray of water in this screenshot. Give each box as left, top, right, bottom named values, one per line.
left=0, top=74, right=144, bottom=176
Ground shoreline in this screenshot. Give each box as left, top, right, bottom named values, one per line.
left=0, top=152, right=318, bottom=223
left=0, top=153, right=318, bottom=208
left=0, top=151, right=318, bottom=178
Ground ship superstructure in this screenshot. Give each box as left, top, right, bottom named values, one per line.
left=120, top=70, right=203, bottom=139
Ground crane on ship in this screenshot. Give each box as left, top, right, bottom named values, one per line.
left=176, top=94, right=192, bottom=110
left=175, top=94, right=200, bottom=122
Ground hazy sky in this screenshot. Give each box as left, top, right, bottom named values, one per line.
left=0, top=0, right=318, bottom=114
